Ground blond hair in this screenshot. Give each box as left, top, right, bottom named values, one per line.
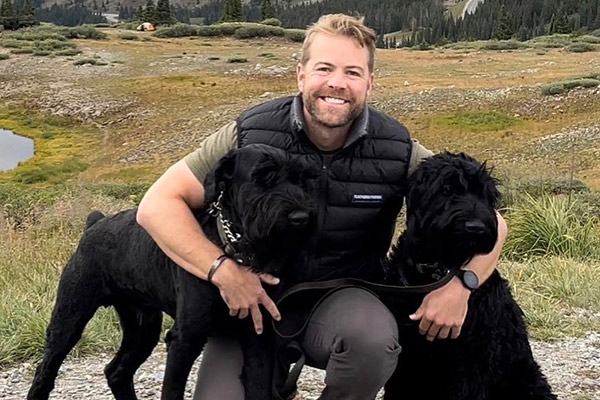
left=301, top=14, right=376, bottom=72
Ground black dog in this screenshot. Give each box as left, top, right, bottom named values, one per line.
left=383, top=152, right=556, bottom=400
left=28, top=146, right=316, bottom=400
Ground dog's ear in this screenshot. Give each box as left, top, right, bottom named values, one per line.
left=203, top=150, right=238, bottom=204
left=478, top=162, right=501, bottom=208
left=252, top=155, right=284, bottom=188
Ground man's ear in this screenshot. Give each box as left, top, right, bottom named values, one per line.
left=203, top=150, right=237, bottom=204
left=297, top=63, right=305, bottom=92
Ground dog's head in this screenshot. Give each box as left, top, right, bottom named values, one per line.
left=404, top=152, right=499, bottom=269
left=204, top=145, right=316, bottom=276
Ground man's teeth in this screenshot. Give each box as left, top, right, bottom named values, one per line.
left=323, top=97, right=346, bottom=104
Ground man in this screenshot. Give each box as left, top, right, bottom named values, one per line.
left=137, top=14, right=507, bottom=400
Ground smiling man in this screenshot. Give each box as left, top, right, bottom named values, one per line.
left=137, top=13, right=507, bottom=400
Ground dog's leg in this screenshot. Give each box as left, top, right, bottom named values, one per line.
left=491, top=357, right=557, bottom=400
left=161, top=278, right=217, bottom=400
left=239, top=321, right=274, bottom=400
left=104, top=303, right=163, bottom=400
left=27, top=260, right=101, bottom=400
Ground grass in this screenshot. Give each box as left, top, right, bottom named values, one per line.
left=0, top=109, right=100, bottom=186
left=432, top=111, right=522, bottom=132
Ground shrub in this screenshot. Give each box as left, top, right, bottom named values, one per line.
left=260, top=18, right=281, bottom=27
left=118, top=32, right=139, bottom=40
left=115, top=22, right=139, bottom=31
left=258, top=52, right=275, bottom=58
left=529, top=34, right=572, bottom=48
left=541, top=78, right=600, bottom=95
left=207, top=56, right=220, bottom=60
left=55, top=48, right=81, bottom=56
left=61, top=25, right=107, bottom=40
left=195, top=25, right=222, bottom=37
left=0, top=25, right=4, bottom=33
left=576, top=35, right=600, bottom=44
left=412, top=42, right=432, bottom=51
left=213, top=22, right=241, bottom=35
left=73, top=57, right=107, bottom=66
left=227, top=57, right=247, bottom=63
left=0, top=53, right=8, bottom=60
left=567, top=43, right=596, bottom=52
left=1, top=40, right=25, bottom=48
left=504, top=194, right=600, bottom=260
left=32, top=50, right=52, bottom=56
left=479, top=40, right=525, bottom=50
left=10, top=48, right=33, bottom=54
left=95, top=23, right=111, bottom=28
left=153, top=23, right=198, bottom=38
left=35, top=39, right=76, bottom=50
left=233, top=24, right=284, bottom=39
left=284, top=28, right=305, bottom=42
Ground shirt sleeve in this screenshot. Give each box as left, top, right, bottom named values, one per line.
left=183, top=121, right=238, bottom=183
left=408, top=139, right=434, bottom=176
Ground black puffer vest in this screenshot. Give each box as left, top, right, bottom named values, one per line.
left=237, top=95, right=412, bottom=281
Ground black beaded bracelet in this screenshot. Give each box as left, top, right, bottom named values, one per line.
left=208, top=254, right=229, bottom=284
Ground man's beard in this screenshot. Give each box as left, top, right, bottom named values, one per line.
left=303, top=90, right=364, bottom=129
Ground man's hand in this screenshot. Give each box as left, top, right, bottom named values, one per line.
left=211, top=259, right=281, bottom=335
left=409, top=277, right=470, bottom=341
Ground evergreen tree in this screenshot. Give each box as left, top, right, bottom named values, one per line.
left=260, top=0, right=274, bottom=20
left=0, top=0, right=18, bottom=30
left=135, top=5, right=144, bottom=20
left=142, top=0, right=156, bottom=23
left=155, top=0, right=172, bottom=25
left=551, top=8, right=571, bottom=34
left=376, top=32, right=385, bottom=48
left=222, top=0, right=241, bottom=22
left=18, top=0, right=38, bottom=27
left=492, top=5, right=513, bottom=40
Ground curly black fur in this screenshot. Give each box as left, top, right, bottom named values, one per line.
left=383, top=152, right=556, bottom=400
left=27, top=146, right=316, bottom=400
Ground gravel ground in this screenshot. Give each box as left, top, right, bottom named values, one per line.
left=2, top=332, right=598, bottom=400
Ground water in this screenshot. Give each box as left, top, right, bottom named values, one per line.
left=0, top=128, right=35, bottom=171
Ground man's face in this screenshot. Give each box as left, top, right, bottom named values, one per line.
left=297, top=33, right=374, bottom=130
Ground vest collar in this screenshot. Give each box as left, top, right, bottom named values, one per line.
left=290, top=93, right=369, bottom=149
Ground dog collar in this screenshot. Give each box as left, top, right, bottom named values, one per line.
left=208, top=192, right=250, bottom=266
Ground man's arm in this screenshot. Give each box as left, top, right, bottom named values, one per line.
left=409, top=212, right=508, bottom=341
left=136, top=126, right=280, bottom=334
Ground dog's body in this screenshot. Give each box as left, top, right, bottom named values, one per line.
left=28, top=147, right=316, bottom=400
left=382, top=152, right=555, bottom=400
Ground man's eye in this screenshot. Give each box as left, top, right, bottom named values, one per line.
left=347, top=70, right=361, bottom=77
left=317, top=67, right=330, bottom=72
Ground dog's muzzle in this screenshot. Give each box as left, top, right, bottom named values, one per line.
left=288, top=211, right=310, bottom=228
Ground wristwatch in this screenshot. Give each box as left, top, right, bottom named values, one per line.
left=457, top=269, right=479, bottom=292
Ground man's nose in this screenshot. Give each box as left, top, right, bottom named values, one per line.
left=327, top=69, right=347, bottom=90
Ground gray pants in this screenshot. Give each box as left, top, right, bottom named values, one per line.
left=194, top=287, right=401, bottom=400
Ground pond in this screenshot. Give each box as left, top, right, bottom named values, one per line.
left=0, top=128, right=34, bottom=171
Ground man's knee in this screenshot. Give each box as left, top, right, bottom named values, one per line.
left=316, top=288, right=401, bottom=363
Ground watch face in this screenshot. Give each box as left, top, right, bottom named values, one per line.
left=463, top=270, right=479, bottom=289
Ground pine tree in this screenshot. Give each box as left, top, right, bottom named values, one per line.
left=155, top=0, right=172, bottom=25
left=0, top=0, right=17, bottom=30
left=260, top=0, right=274, bottom=20
left=135, top=5, right=144, bottom=20
left=142, top=0, right=156, bottom=23
left=492, top=5, right=514, bottom=40
left=18, top=0, right=38, bottom=27
left=222, top=0, right=241, bottom=22
left=551, top=8, right=571, bottom=34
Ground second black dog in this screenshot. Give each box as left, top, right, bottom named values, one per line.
left=383, top=152, right=556, bottom=400
left=28, top=146, right=316, bottom=400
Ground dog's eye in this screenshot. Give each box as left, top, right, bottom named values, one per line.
left=442, top=185, right=453, bottom=196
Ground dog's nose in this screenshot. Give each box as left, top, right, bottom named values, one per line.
left=288, top=211, right=310, bottom=227
left=465, top=220, right=486, bottom=233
